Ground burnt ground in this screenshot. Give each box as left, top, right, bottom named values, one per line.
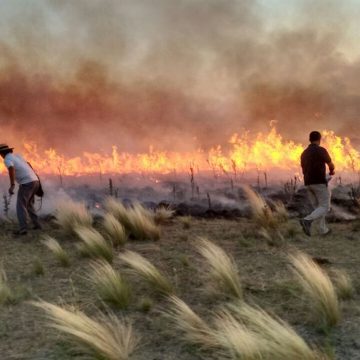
left=0, top=216, right=360, bottom=360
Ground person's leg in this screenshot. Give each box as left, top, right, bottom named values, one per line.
left=304, top=184, right=330, bottom=225
left=317, top=187, right=331, bottom=234
left=27, top=182, right=41, bottom=228
left=16, top=185, right=29, bottom=233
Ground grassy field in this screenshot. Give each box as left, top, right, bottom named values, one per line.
left=0, top=213, right=360, bottom=359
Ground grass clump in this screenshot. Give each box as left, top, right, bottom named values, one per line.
left=32, top=258, right=45, bottom=276
left=195, top=237, right=242, bottom=299
left=227, top=302, right=323, bottom=360
left=289, top=251, right=340, bottom=328
left=88, top=260, right=131, bottom=309
left=332, top=269, right=354, bottom=300
left=119, top=251, right=173, bottom=295
left=137, top=297, right=154, bottom=313
left=55, top=200, right=92, bottom=234
left=104, top=198, right=132, bottom=230
left=165, top=296, right=217, bottom=348
left=32, top=301, right=139, bottom=360
left=0, top=268, right=14, bottom=305
left=154, top=206, right=175, bottom=224
left=42, top=235, right=70, bottom=267
left=103, top=213, right=127, bottom=246
left=179, top=216, right=192, bottom=229
left=75, top=227, right=113, bottom=263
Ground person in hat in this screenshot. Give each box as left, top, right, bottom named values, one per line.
left=0, top=144, right=41, bottom=235
left=300, top=131, right=335, bottom=237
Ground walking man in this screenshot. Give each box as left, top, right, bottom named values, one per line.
left=0, top=144, right=41, bottom=235
left=300, top=131, right=335, bottom=236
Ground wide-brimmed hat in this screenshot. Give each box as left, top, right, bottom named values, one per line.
left=0, top=144, right=14, bottom=153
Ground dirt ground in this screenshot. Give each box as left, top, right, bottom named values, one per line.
left=0, top=216, right=360, bottom=360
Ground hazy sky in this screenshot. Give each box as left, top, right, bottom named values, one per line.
left=1, top=0, right=360, bottom=153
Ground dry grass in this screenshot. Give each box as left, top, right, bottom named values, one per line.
left=119, top=250, right=173, bottom=295
left=42, top=235, right=70, bottom=267
left=154, top=206, right=175, bottom=224
left=127, top=203, right=161, bottom=241
left=75, top=227, right=114, bottom=263
left=179, top=216, right=192, bottom=229
left=103, top=213, right=127, bottom=246
left=104, top=198, right=132, bottom=230
left=0, top=268, right=13, bottom=305
left=32, top=300, right=139, bottom=360
left=332, top=269, right=354, bottom=301
left=55, top=200, right=93, bottom=234
left=195, top=237, right=242, bottom=299
left=88, top=260, right=131, bottom=309
left=228, top=302, right=323, bottom=360
left=165, top=296, right=217, bottom=348
left=289, top=251, right=340, bottom=328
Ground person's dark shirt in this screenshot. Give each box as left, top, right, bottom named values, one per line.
left=301, top=144, right=332, bottom=186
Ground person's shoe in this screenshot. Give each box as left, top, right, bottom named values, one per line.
left=320, top=229, right=332, bottom=236
left=32, top=224, right=42, bottom=230
left=300, top=219, right=313, bottom=237
left=13, top=229, right=28, bottom=236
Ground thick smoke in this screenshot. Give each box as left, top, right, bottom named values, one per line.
left=0, top=0, right=360, bottom=154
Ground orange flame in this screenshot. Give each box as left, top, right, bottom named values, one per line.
left=0, top=128, right=359, bottom=177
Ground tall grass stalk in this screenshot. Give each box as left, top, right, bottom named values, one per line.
left=88, top=260, right=131, bottom=309
left=75, top=227, right=113, bottom=263
left=196, top=237, right=242, bottom=299
left=289, top=251, right=340, bottom=328
left=32, top=301, right=139, bottom=360
left=119, top=251, right=173, bottom=295
left=55, top=200, right=92, bottom=234
left=42, top=235, right=70, bottom=267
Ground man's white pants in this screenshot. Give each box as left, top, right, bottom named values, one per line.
left=304, top=184, right=331, bottom=235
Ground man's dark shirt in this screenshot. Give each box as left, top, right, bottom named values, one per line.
left=301, top=144, right=332, bottom=186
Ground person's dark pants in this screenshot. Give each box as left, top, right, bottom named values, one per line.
left=17, top=181, right=40, bottom=232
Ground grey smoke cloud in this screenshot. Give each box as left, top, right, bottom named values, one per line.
left=0, top=0, right=359, bottom=154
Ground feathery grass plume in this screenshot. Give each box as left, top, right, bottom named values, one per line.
left=119, top=251, right=173, bottom=295
left=127, top=203, right=161, bottom=241
left=0, top=268, right=14, bottom=305
left=42, top=235, right=70, bottom=267
left=289, top=251, right=340, bottom=328
left=55, top=200, right=92, bottom=234
left=228, top=302, right=322, bottom=360
left=88, top=260, right=131, bottom=309
left=103, top=213, right=127, bottom=246
left=273, top=201, right=289, bottom=223
left=104, top=197, right=132, bottom=230
left=195, top=237, right=242, bottom=299
left=332, top=269, right=354, bottom=300
left=75, top=227, right=113, bottom=263
left=154, top=206, right=175, bottom=224
left=165, top=296, right=217, bottom=348
left=214, top=310, right=265, bottom=360
left=32, top=301, right=139, bottom=360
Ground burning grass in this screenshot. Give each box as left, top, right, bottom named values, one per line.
left=88, top=260, right=132, bottom=309
left=119, top=250, right=173, bottom=295
left=42, top=235, right=70, bottom=267
left=55, top=200, right=93, bottom=234
left=32, top=301, right=139, bottom=360
left=289, top=251, right=340, bottom=328
left=75, top=227, right=114, bottom=263
left=195, top=237, right=242, bottom=299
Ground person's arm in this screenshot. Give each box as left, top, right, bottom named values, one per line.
left=323, top=149, right=335, bottom=175
left=8, top=166, right=15, bottom=195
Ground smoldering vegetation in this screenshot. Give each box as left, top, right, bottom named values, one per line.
left=1, top=0, right=360, bottom=153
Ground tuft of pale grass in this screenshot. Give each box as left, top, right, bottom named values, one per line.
left=154, top=206, right=175, bottom=224
left=42, top=235, right=70, bottom=267
left=179, top=216, right=192, bottom=229
left=273, top=201, right=289, bottom=222
left=228, top=302, right=321, bottom=360
left=75, top=227, right=113, bottom=263
left=0, top=268, right=14, bottom=305
left=333, top=269, right=354, bottom=300
left=165, top=296, right=217, bottom=348
left=55, top=200, right=92, bottom=234
left=104, top=197, right=132, bottom=230
left=119, top=251, right=173, bottom=295
left=214, top=310, right=265, bottom=360
left=289, top=251, right=340, bottom=328
left=127, top=203, right=161, bottom=241
left=196, top=237, right=242, bottom=299
left=88, top=260, right=131, bottom=309
left=103, top=213, right=127, bottom=246
left=32, top=301, right=139, bottom=360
